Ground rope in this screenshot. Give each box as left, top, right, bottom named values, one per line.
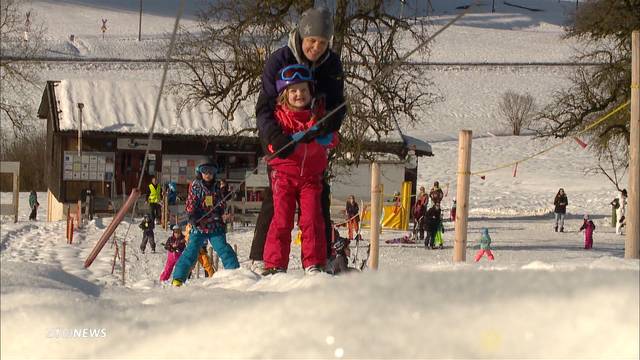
left=470, top=100, right=631, bottom=177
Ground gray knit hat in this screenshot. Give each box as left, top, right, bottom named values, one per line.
left=298, top=7, right=334, bottom=39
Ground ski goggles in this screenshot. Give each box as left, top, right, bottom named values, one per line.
left=278, top=64, right=313, bottom=82
left=196, top=164, right=217, bottom=175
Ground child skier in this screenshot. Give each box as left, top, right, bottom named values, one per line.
left=325, top=226, right=352, bottom=275
left=450, top=198, right=457, bottom=222
left=474, top=228, right=495, bottom=261
left=28, top=191, right=39, bottom=221
left=424, top=204, right=442, bottom=249
left=160, top=225, right=186, bottom=282
left=139, top=214, right=156, bottom=253
left=579, top=214, right=596, bottom=250
left=262, top=63, right=338, bottom=275
left=171, top=163, right=239, bottom=286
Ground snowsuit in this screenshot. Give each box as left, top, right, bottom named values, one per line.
left=450, top=201, right=457, bottom=222
left=166, top=182, right=178, bottom=206
left=160, top=233, right=186, bottom=281
left=148, top=182, right=162, bottom=223
left=346, top=200, right=360, bottom=240
left=139, top=218, right=156, bottom=253
left=326, top=227, right=352, bottom=275
left=413, top=193, right=428, bottom=240
left=433, top=221, right=445, bottom=248
left=263, top=103, right=338, bottom=270
left=429, top=186, right=444, bottom=206
left=172, top=178, right=239, bottom=283
left=579, top=219, right=596, bottom=249
left=28, top=191, right=39, bottom=221
left=616, top=192, right=627, bottom=235
left=424, top=206, right=442, bottom=248
left=553, top=193, right=568, bottom=231
left=610, top=198, right=619, bottom=227
left=250, top=29, right=346, bottom=262
left=474, top=228, right=495, bottom=261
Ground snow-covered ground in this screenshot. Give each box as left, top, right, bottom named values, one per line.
left=2, top=0, right=639, bottom=358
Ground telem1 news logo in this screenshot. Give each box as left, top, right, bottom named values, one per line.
left=47, top=328, right=107, bottom=338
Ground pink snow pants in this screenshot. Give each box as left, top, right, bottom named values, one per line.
left=264, top=170, right=326, bottom=270
left=474, top=249, right=495, bottom=262
left=160, top=251, right=182, bottom=281
left=584, top=233, right=593, bottom=249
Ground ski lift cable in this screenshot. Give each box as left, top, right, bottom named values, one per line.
left=116, top=0, right=187, bottom=250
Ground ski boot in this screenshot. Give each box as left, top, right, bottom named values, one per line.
left=304, top=265, right=323, bottom=275
left=171, top=279, right=183, bottom=287
left=261, top=268, right=286, bottom=276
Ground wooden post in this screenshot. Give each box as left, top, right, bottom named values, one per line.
left=453, top=130, right=472, bottom=262
left=162, top=195, right=168, bottom=230
left=122, top=241, right=126, bottom=285
left=76, top=200, right=82, bottom=229
left=627, top=30, right=640, bottom=259
left=369, top=162, right=381, bottom=270
left=12, top=171, right=18, bottom=223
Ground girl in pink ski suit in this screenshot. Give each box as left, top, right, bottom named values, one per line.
left=262, top=64, right=338, bottom=273
left=159, top=225, right=186, bottom=281
left=579, top=214, right=596, bottom=249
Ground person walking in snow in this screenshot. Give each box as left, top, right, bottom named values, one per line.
left=250, top=6, right=346, bottom=269
left=429, top=181, right=444, bottom=206
left=579, top=215, right=596, bottom=250
left=28, top=191, right=39, bottom=221
left=616, top=189, right=627, bottom=235
left=553, top=188, right=568, bottom=232
left=172, top=163, right=239, bottom=286
left=474, top=228, right=495, bottom=261
left=260, top=63, right=339, bottom=276
left=610, top=196, right=620, bottom=227
left=159, top=225, right=186, bottom=282
left=345, top=195, right=360, bottom=240
left=139, top=214, right=156, bottom=254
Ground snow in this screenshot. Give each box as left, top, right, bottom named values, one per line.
left=54, top=79, right=255, bottom=135
left=2, top=0, right=639, bottom=358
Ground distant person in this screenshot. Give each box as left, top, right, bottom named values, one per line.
left=424, top=204, right=442, bottom=249
left=28, top=191, right=39, bottom=221
left=429, top=181, right=444, bottom=206
left=413, top=189, right=428, bottom=240
left=450, top=198, right=457, bottom=222
left=616, top=189, right=627, bottom=235
left=553, top=188, right=568, bottom=232
left=139, top=214, right=156, bottom=254
left=474, top=228, right=495, bottom=262
left=165, top=181, right=178, bottom=206
left=610, top=196, right=620, bottom=227
left=345, top=195, right=360, bottom=240
left=579, top=215, right=596, bottom=250
left=147, top=176, right=162, bottom=224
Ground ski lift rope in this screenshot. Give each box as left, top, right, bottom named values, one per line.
left=117, top=0, right=479, bottom=244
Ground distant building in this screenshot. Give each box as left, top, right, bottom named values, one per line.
left=38, top=79, right=431, bottom=221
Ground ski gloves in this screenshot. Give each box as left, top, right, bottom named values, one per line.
left=269, top=125, right=332, bottom=159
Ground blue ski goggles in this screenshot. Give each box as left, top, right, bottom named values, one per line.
left=196, top=164, right=217, bottom=175
left=278, top=64, right=313, bottom=82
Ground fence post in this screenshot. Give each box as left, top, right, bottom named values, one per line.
left=627, top=30, right=640, bottom=259
left=369, top=162, right=381, bottom=270
left=453, top=130, right=472, bottom=262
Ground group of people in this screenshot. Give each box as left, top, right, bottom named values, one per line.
left=554, top=187, right=629, bottom=250
left=413, top=181, right=450, bottom=249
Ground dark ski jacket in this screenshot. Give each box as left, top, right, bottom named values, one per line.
left=256, top=30, right=345, bottom=155
left=139, top=218, right=155, bottom=236
left=424, top=206, right=442, bottom=232
left=554, top=194, right=568, bottom=214
left=164, top=234, right=186, bottom=253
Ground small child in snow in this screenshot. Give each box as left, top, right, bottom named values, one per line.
left=261, top=64, right=338, bottom=275
left=159, top=225, right=186, bottom=281
left=139, top=213, right=156, bottom=253
left=474, top=228, right=495, bottom=261
left=28, top=191, right=39, bottom=221
left=450, top=198, right=457, bottom=222
left=579, top=214, right=596, bottom=249
left=326, top=225, right=352, bottom=275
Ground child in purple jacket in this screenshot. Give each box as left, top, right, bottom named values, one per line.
left=579, top=214, right=596, bottom=249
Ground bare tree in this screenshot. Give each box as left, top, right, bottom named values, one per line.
left=498, top=90, right=535, bottom=135
left=585, top=140, right=628, bottom=191
left=170, top=0, right=439, bottom=162
left=536, top=0, right=640, bottom=173
left=0, top=0, right=45, bottom=136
